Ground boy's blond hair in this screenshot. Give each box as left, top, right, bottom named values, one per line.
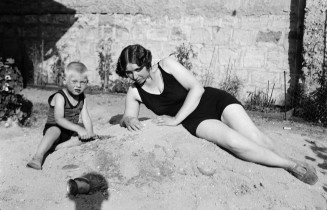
left=64, top=62, right=88, bottom=78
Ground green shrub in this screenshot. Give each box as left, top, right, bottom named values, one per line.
left=0, top=58, right=33, bottom=126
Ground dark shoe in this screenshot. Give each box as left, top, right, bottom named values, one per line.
left=288, top=161, right=318, bottom=185
left=26, top=156, right=42, bottom=170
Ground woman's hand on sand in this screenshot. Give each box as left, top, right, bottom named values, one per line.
left=123, top=116, right=144, bottom=131
left=155, top=115, right=178, bottom=126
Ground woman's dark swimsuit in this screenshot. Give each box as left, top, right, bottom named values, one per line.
left=135, top=63, right=242, bottom=136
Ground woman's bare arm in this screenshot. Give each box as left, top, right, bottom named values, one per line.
left=120, top=86, right=144, bottom=131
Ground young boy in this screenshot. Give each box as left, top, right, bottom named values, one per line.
left=27, top=61, right=94, bottom=170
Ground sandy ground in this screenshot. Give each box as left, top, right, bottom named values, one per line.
left=0, top=88, right=327, bottom=210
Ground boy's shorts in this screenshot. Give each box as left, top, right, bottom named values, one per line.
left=43, top=123, right=78, bottom=144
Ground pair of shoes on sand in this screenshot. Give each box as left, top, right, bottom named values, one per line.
left=288, top=161, right=318, bottom=185
left=26, top=155, right=42, bottom=170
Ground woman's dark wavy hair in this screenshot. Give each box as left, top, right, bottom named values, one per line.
left=116, top=44, right=152, bottom=78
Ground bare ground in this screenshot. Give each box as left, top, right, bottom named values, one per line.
left=0, top=88, right=326, bottom=210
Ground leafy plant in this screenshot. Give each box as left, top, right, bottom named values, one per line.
left=29, top=43, right=43, bottom=85
left=110, top=78, right=131, bottom=93
left=300, top=1, right=327, bottom=126
left=218, top=59, right=242, bottom=98
left=0, top=58, right=33, bottom=126
left=296, top=82, right=327, bottom=126
left=97, top=38, right=113, bottom=92
left=302, top=1, right=327, bottom=85
left=245, top=81, right=276, bottom=112
left=171, top=43, right=197, bottom=71
left=50, top=45, right=68, bottom=87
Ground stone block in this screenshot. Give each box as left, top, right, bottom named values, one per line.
left=99, top=14, right=115, bottom=26
left=132, top=26, right=147, bottom=40
left=114, top=14, right=134, bottom=28
left=162, top=43, right=180, bottom=58
left=115, top=27, right=130, bottom=40
left=170, top=27, right=187, bottom=41
left=147, top=27, right=169, bottom=41
left=256, top=30, right=282, bottom=44
left=203, top=17, right=222, bottom=28
left=74, top=14, right=99, bottom=28
left=183, top=16, right=204, bottom=28
left=99, top=26, right=114, bottom=39
left=143, top=41, right=163, bottom=60
left=240, top=16, right=268, bottom=30
left=78, top=41, right=96, bottom=57
left=234, top=69, right=250, bottom=83
left=221, top=16, right=241, bottom=28
left=132, top=14, right=152, bottom=26
left=167, top=18, right=182, bottom=26
left=198, top=47, right=215, bottom=65
left=243, top=47, right=265, bottom=68
left=250, top=71, right=280, bottom=84
left=266, top=48, right=288, bottom=69
left=0, top=15, right=20, bottom=24
left=84, top=28, right=100, bottom=40
left=60, top=26, right=83, bottom=40
left=23, top=26, right=40, bottom=38
left=212, top=27, right=232, bottom=45
left=268, top=15, right=290, bottom=29
left=39, top=14, right=75, bottom=25
left=232, top=29, right=256, bottom=46
left=190, top=27, right=211, bottom=44
left=224, top=0, right=243, bottom=11
left=218, top=47, right=241, bottom=66
left=24, top=15, right=39, bottom=24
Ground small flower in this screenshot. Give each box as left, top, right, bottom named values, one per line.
left=5, top=75, right=11, bottom=80
left=3, top=83, right=9, bottom=91
left=6, top=58, right=15, bottom=64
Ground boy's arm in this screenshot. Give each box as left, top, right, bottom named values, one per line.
left=54, top=94, right=87, bottom=137
left=81, top=98, right=94, bottom=136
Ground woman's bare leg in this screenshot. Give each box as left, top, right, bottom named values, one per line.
left=221, top=104, right=276, bottom=152
left=195, top=119, right=294, bottom=170
left=218, top=104, right=318, bottom=185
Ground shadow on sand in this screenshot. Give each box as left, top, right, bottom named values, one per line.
left=68, top=172, right=109, bottom=210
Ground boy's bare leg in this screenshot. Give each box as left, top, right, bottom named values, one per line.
left=27, top=127, right=61, bottom=170
left=54, top=136, right=82, bottom=150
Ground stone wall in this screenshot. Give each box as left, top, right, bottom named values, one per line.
left=0, top=0, right=304, bottom=104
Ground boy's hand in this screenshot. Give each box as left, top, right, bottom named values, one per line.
left=77, top=127, right=89, bottom=139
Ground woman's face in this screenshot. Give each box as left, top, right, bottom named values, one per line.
left=125, top=63, right=149, bottom=84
